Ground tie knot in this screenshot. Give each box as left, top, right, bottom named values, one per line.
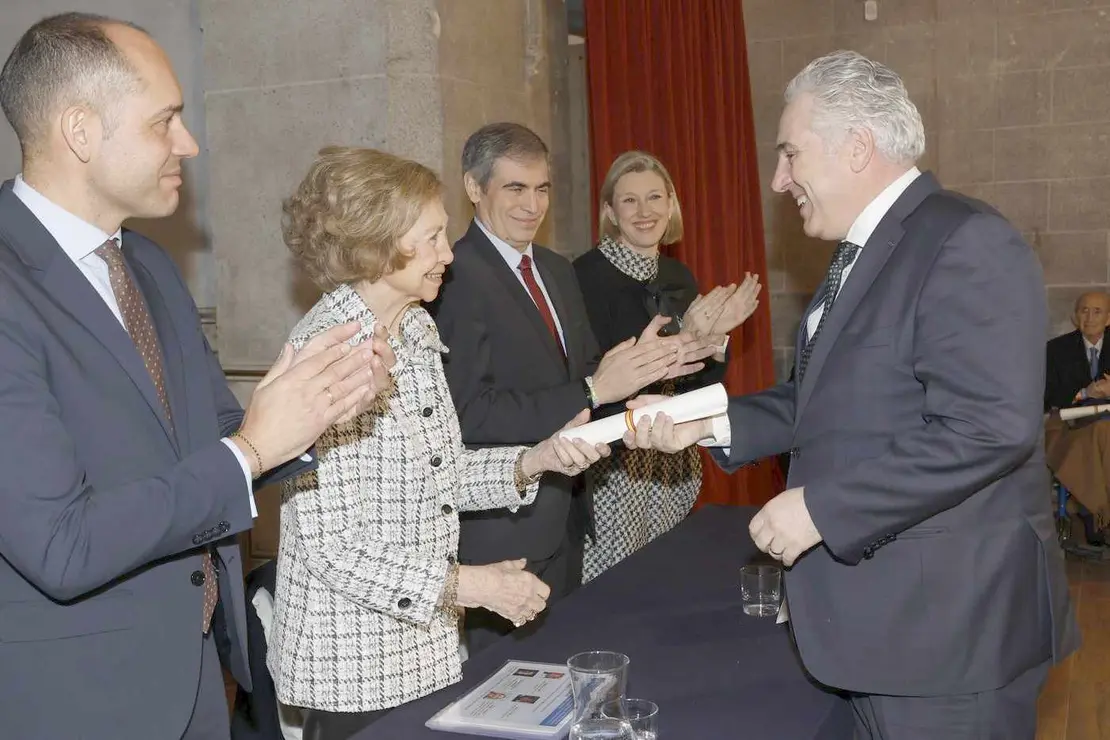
left=95, top=238, right=123, bottom=266
left=518, top=253, right=533, bottom=271
left=834, top=240, right=860, bottom=266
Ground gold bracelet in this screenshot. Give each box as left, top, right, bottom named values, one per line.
left=230, top=432, right=263, bottom=479
left=513, top=450, right=542, bottom=491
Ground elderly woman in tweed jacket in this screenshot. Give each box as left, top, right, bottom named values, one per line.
left=267, top=147, right=609, bottom=740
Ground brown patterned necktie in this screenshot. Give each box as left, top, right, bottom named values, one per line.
left=95, top=238, right=218, bottom=634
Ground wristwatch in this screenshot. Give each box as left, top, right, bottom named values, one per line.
left=582, top=376, right=599, bottom=410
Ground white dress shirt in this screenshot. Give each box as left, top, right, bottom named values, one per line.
left=12, top=176, right=256, bottom=514
left=703, top=167, right=923, bottom=449
left=475, top=217, right=566, bottom=350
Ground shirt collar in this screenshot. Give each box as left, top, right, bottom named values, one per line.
left=474, top=217, right=534, bottom=269
left=12, top=175, right=121, bottom=260
left=1084, top=335, right=1104, bottom=353
left=845, top=167, right=922, bottom=249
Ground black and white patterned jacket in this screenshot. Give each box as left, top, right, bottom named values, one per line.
left=267, top=284, right=538, bottom=712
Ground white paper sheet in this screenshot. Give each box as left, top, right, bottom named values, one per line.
left=559, top=383, right=728, bottom=446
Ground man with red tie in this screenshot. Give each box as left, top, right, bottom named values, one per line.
left=432, top=123, right=707, bottom=652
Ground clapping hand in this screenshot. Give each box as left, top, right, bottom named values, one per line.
left=639, top=314, right=718, bottom=380
left=234, top=322, right=391, bottom=475
left=709, top=272, right=761, bottom=336
left=683, top=285, right=736, bottom=338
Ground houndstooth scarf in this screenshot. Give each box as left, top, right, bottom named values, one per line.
left=598, top=235, right=659, bottom=282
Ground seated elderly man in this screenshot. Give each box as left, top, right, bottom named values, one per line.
left=1045, top=290, right=1110, bottom=546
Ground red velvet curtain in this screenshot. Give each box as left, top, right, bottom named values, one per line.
left=584, top=0, right=781, bottom=507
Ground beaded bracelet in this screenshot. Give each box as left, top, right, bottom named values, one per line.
left=230, top=431, right=263, bottom=479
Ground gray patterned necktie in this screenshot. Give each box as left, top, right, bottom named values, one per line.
left=798, top=240, right=861, bottom=382
left=95, top=238, right=218, bottom=634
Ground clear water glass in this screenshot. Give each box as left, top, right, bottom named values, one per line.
left=569, top=718, right=636, bottom=739
left=740, top=564, right=782, bottom=617
left=567, top=651, right=630, bottom=723
left=603, top=698, right=659, bottom=739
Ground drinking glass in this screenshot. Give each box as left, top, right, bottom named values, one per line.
left=569, top=718, right=636, bottom=739
left=740, top=564, right=781, bottom=617
left=567, top=651, right=629, bottom=723
left=603, top=698, right=659, bottom=739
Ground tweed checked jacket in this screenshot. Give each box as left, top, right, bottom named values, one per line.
left=268, top=284, right=538, bottom=712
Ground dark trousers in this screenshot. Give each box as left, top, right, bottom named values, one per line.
left=302, top=708, right=388, bottom=740
left=849, top=659, right=1051, bottom=740
left=181, top=631, right=231, bottom=740
left=463, top=530, right=585, bottom=655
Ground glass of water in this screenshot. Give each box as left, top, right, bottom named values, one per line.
left=740, top=564, right=781, bottom=617
left=569, top=718, right=636, bottom=739
left=602, top=698, right=659, bottom=739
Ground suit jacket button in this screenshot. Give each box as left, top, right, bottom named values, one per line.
left=790, top=448, right=800, bottom=459
left=190, top=570, right=206, bottom=586
left=219, top=521, right=230, bottom=533
left=430, top=455, right=442, bottom=467
left=192, top=534, right=203, bottom=545
left=422, top=406, right=433, bottom=417
left=442, top=504, right=453, bottom=515
left=398, top=597, right=412, bottom=609
left=862, top=546, right=875, bottom=560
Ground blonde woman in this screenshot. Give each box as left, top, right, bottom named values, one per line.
left=573, top=151, right=761, bottom=581
left=268, top=147, right=609, bottom=740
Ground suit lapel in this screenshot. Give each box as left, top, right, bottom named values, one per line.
left=0, top=183, right=177, bottom=450
left=532, top=249, right=573, bottom=373
left=464, top=222, right=567, bottom=370
left=794, top=173, right=941, bottom=424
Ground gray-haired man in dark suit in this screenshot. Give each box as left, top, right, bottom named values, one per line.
left=624, top=51, right=1077, bottom=739
left=0, top=13, right=392, bottom=739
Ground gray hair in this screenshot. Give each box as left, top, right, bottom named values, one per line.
left=461, top=122, right=549, bottom=190
left=0, top=13, right=144, bottom=156
left=786, top=50, right=925, bottom=164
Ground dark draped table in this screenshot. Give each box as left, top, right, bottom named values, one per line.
left=358, top=505, right=853, bottom=739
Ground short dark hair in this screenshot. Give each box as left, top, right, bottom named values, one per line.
left=0, top=13, right=145, bottom=155
left=461, top=122, right=549, bottom=191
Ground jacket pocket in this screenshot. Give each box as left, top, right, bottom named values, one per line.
left=0, top=589, right=136, bottom=643
left=899, top=526, right=949, bottom=539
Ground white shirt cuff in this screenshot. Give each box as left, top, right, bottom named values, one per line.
left=696, top=412, right=732, bottom=448
left=221, top=437, right=257, bottom=518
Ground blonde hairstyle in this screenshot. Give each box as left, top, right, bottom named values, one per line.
left=283, top=146, right=443, bottom=289
left=597, top=150, right=684, bottom=245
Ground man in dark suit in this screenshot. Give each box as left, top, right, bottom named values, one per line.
left=432, top=122, right=707, bottom=651
left=625, top=51, right=1077, bottom=738
left=1044, top=291, right=1110, bottom=544
left=0, top=14, right=389, bottom=739
left=1045, top=291, right=1110, bottom=411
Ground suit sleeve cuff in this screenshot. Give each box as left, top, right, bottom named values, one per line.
left=696, top=413, right=732, bottom=449
left=221, top=437, right=257, bottom=518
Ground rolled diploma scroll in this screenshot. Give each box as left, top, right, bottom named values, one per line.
left=558, top=383, right=729, bottom=446
left=1060, top=404, right=1110, bottom=422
